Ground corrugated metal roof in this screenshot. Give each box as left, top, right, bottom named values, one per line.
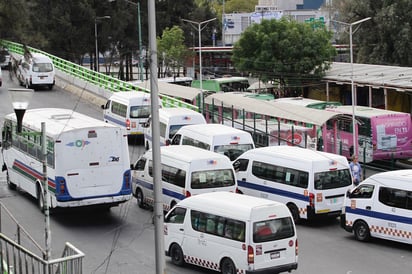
left=324, top=62, right=412, bottom=91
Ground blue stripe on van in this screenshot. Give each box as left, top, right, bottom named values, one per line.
left=136, top=179, right=186, bottom=201
left=345, top=206, right=412, bottom=225
left=103, top=114, right=126, bottom=127
left=237, top=180, right=309, bottom=202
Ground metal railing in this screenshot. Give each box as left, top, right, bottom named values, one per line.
left=0, top=40, right=198, bottom=111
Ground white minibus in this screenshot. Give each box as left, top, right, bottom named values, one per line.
left=143, top=107, right=206, bottom=150
left=101, top=91, right=161, bottom=137
left=16, top=53, right=55, bottom=90
left=171, top=123, right=255, bottom=161
left=341, top=170, right=412, bottom=244
left=233, top=146, right=353, bottom=223
left=0, top=108, right=132, bottom=211
left=131, top=145, right=237, bottom=211
left=164, top=191, right=298, bottom=274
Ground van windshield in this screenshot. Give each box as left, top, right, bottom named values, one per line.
left=214, top=144, right=254, bottom=161
left=130, top=105, right=151, bottom=118
left=253, top=217, right=295, bottom=243
left=33, top=62, right=53, bottom=72
left=191, top=169, right=235, bottom=189
left=314, top=169, right=352, bottom=190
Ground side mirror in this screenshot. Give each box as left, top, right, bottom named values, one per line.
left=101, top=104, right=105, bottom=109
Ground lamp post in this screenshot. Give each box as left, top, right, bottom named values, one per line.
left=8, top=88, right=51, bottom=260
left=109, top=0, right=144, bottom=81
left=94, top=15, right=111, bottom=72
left=332, top=17, right=371, bottom=158
left=182, top=17, right=217, bottom=113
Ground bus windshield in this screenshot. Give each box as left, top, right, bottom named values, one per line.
left=314, top=169, right=352, bottom=190
left=191, top=169, right=235, bottom=189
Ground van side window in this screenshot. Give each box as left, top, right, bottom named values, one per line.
left=165, top=207, right=186, bottom=224
left=161, top=164, right=186, bottom=188
left=379, top=187, right=412, bottom=210
left=251, top=161, right=308, bottom=188
left=182, top=136, right=210, bottom=150
left=171, top=134, right=181, bottom=145
left=190, top=210, right=245, bottom=242
left=111, top=102, right=127, bottom=118
left=350, top=184, right=374, bottom=199
left=134, top=157, right=147, bottom=171
left=233, top=158, right=249, bottom=172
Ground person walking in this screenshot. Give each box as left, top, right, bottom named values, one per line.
left=349, top=155, right=362, bottom=186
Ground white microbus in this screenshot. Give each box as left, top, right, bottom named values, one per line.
left=171, top=123, right=255, bottom=161
left=101, top=91, right=162, bottom=137
left=341, top=170, right=412, bottom=244
left=131, top=145, right=237, bottom=211
left=0, top=108, right=132, bottom=211
left=143, top=107, right=206, bottom=150
left=233, top=146, right=353, bottom=223
left=16, top=53, right=55, bottom=90
left=164, top=191, right=298, bottom=274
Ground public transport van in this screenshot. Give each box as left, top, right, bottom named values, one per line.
left=341, top=170, right=412, bottom=244
left=16, top=53, right=55, bottom=90
left=164, top=191, right=298, bottom=274
left=130, top=145, right=237, bottom=211
left=171, top=123, right=255, bottom=161
left=0, top=108, right=132, bottom=211
left=143, top=107, right=206, bottom=150
left=101, top=91, right=162, bottom=137
left=233, top=146, right=353, bottom=223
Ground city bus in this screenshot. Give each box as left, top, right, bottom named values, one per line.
left=0, top=108, right=132, bottom=211
left=191, top=76, right=249, bottom=93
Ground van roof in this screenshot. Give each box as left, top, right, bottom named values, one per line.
left=159, top=107, right=202, bottom=117
left=110, top=91, right=151, bottom=99
left=30, top=53, right=53, bottom=63
left=150, top=145, right=231, bottom=162
left=177, top=123, right=252, bottom=137
left=177, top=191, right=290, bottom=220
left=365, top=170, right=412, bottom=190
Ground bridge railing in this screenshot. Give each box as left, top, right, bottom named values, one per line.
left=1, top=40, right=198, bottom=111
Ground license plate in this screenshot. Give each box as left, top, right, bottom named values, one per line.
left=270, top=251, right=280, bottom=259
left=40, top=76, right=45, bottom=79
left=330, top=197, right=338, bottom=204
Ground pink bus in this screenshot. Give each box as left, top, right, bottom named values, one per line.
left=323, top=106, right=412, bottom=163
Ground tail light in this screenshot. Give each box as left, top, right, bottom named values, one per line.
left=165, top=139, right=170, bottom=146
left=295, top=239, right=299, bottom=256
left=247, top=245, right=254, bottom=264
left=185, top=190, right=191, bottom=197
left=126, top=119, right=131, bottom=130
left=309, top=192, right=315, bottom=208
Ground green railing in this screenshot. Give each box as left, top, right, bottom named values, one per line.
left=1, top=40, right=198, bottom=111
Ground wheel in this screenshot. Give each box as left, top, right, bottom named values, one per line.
left=287, top=203, right=300, bottom=224
left=6, top=171, right=17, bottom=190
left=220, top=258, right=236, bottom=274
left=354, top=220, right=370, bottom=242
left=170, top=243, right=184, bottom=266
left=136, top=188, right=145, bottom=208
left=48, top=84, right=53, bottom=90
left=145, top=141, right=150, bottom=151
left=37, top=185, right=45, bottom=213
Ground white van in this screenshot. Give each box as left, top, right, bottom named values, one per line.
left=233, top=146, right=353, bottom=223
left=171, top=123, right=255, bottom=161
left=164, top=191, right=298, bottom=274
left=16, top=53, right=55, bottom=90
left=131, top=145, right=237, bottom=211
left=341, top=170, right=412, bottom=244
left=101, top=91, right=161, bottom=137
left=143, top=107, right=206, bottom=150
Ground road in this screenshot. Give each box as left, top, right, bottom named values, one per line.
left=0, top=70, right=411, bottom=274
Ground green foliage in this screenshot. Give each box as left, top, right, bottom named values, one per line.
left=232, top=17, right=336, bottom=89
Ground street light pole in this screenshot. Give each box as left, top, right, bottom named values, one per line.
left=332, top=17, right=371, bottom=158
left=94, top=16, right=111, bottom=72
left=182, top=18, right=217, bottom=113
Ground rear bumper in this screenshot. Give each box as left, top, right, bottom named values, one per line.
left=307, top=206, right=341, bottom=220
left=245, top=262, right=298, bottom=274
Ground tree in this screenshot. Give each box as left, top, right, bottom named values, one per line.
left=157, top=26, right=190, bottom=78
left=232, top=17, right=336, bottom=94
left=335, top=0, right=412, bottom=66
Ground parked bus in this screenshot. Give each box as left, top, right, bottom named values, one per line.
left=131, top=145, right=237, bottom=211
left=324, top=105, right=412, bottom=162
left=275, top=97, right=342, bottom=109
left=191, top=76, right=249, bottom=93
left=0, top=108, right=132, bottom=211
left=233, top=146, right=353, bottom=223
left=164, top=192, right=298, bottom=273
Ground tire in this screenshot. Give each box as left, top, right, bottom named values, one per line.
left=354, top=220, right=370, bottom=242
left=287, top=203, right=300, bottom=224
left=170, top=244, right=184, bottom=266
left=48, top=84, right=53, bottom=90
left=37, top=185, right=45, bottom=213
left=6, top=171, right=17, bottom=190
left=220, top=258, right=236, bottom=274
left=145, top=141, right=150, bottom=151
left=136, top=188, right=145, bottom=208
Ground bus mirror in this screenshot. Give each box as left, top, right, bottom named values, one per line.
left=165, top=139, right=170, bottom=146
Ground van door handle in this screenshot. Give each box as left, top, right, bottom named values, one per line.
left=365, top=206, right=371, bottom=210
left=242, top=178, right=246, bottom=181
left=179, top=228, right=184, bottom=232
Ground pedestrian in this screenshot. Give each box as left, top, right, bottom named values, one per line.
left=349, top=155, right=362, bottom=186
